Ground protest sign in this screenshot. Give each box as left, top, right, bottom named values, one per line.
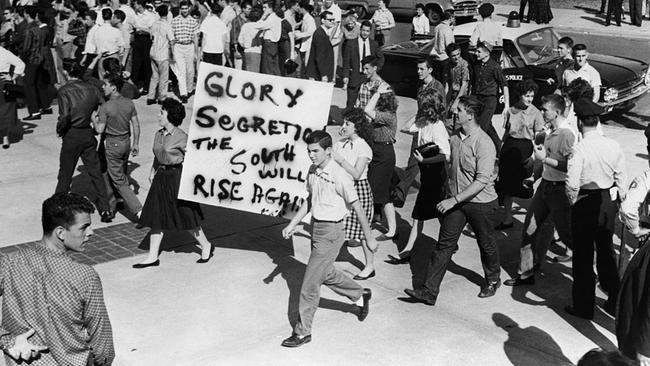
left=179, top=64, right=334, bottom=218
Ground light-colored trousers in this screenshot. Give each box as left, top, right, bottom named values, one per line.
left=148, top=58, right=169, bottom=101
left=172, top=43, right=196, bottom=97
left=294, top=221, right=363, bottom=337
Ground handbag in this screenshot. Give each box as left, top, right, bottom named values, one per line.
left=415, top=142, right=440, bottom=159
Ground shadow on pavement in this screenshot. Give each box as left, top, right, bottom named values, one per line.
left=493, top=312, right=573, bottom=366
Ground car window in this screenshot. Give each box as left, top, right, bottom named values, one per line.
left=516, top=28, right=560, bottom=65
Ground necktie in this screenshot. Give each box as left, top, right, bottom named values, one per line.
left=361, top=40, right=367, bottom=72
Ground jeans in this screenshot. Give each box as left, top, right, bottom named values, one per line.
left=103, top=135, right=142, bottom=215
left=518, top=180, right=572, bottom=278
left=422, top=200, right=500, bottom=298
left=172, top=43, right=196, bottom=96
left=148, top=58, right=169, bottom=101
left=294, top=221, right=363, bottom=337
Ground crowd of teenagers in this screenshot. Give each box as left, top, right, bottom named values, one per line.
left=1, top=0, right=650, bottom=364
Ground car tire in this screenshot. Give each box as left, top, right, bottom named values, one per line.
left=426, top=4, right=443, bottom=24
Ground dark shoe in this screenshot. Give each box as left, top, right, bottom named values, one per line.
left=180, top=95, right=188, bottom=104
left=358, top=288, right=372, bottom=321
left=281, top=334, right=311, bottom=348
left=564, top=305, right=593, bottom=320
left=386, top=251, right=411, bottom=265
left=100, top=210, right=115, bottom=223
left=196, top=247, right=214, bottom=264
left=403, top=288, right=436, bottom=305
left=146, top=99, right=157, bottom=105
left=504, top=275, right=534, bottom=286
left=40, top=107, right=53, bottom=114
left=353, top=271, right=375, bottom=280
left=603, top=300, right=616, bottom=317
left=135, top=222, right=145, bottom=229
left=478, top=280, right=501, bottom=298
left=188, top=89, right=195, bottom=97
left=494, top=222, right=514, bottom=230
left=132, top=259, right=160, bottom=269
left=2, top=136, right=9, bottom=149
left=24, top=113, right=41, bottom=121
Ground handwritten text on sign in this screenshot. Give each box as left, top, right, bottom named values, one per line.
left=179, top=64, right=333, bottom=217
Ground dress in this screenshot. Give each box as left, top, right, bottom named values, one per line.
left=367, top=111, right=397, bottom=205
left=409, top=120, right=450, bottom=220
left=528, top=0, right=554, bottom=24
left=334, top=138, right=374, bottom=241
left=497, top=104, right=544, bottom=198
left=138, top=127, right=203, bottom=231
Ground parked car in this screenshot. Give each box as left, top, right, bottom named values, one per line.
left=337, top=0, right=479, bottom=23
left=379, top=21, right=650, bottom=113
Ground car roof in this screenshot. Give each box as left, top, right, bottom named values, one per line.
left=453, top=21, right=552, bottom=40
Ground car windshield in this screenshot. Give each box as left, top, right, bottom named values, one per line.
left=516, top=28, right=561, bottom=65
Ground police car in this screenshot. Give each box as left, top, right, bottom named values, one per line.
left=380, top=21, right=650, bottom=112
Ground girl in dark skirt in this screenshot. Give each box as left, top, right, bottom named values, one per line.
left=496, top=79, right=545, bottom=229
left=133, top=98, right=213, bottom=268
left=332, top=108, right=375, bottom=279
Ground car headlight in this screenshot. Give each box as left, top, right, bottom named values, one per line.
left=645, top=68, right=650, bottom=85
left=604, top=87, right=619, bottom=102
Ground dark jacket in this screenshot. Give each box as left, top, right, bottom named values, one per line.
left=22, top=22, right=49, bottom=65
left=341, top=36, right=384, bottom=88
left=305, top=26, right=333, bottom=81
left=617, top=241, right=650, bottom=359
left=56, top=79, right=103, bottom=136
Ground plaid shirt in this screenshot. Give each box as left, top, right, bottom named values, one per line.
left=0, top=245, right=115, bottom=366
left=354, top=77, right=384, bottom=109
left=171, top=15, right=199, bottom=45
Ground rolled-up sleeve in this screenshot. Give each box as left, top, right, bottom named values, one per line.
left=620, top=174, right=649, bottom=234
left=474, top=135, right=496, bottom=185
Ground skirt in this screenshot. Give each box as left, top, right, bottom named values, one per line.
left=412, top=161, right=447, bottom=220
left=368, top=142, right=396, bottom=205
left=138, top=165, right=204, bottom=231
left=344, top=179, right=374, bottom=241
left=497, top=136, right=534, bottom=198
left=528, top=0, right=553, bottom=24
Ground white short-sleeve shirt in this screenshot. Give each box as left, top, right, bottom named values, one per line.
left=409, top=120, right=451, bottom=159
left=333, top=138, right=373, bottom=180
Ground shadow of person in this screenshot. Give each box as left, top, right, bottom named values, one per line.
left=492, top=312, right=573, bottom=366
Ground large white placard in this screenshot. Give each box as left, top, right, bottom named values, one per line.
left=179, top=63, right=333, bottom=218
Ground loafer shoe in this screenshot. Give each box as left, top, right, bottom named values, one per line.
left=24, top=113, right=41, bottom=121
left=403, top=288, right=436, bottom=305
left=504, top=276, right=534, bottom=286
left=132, top=260, right=160, bottom=269
left=478, top=280, right=501, bottom=298
left=100, top=210, right=115, bottom=223
left=564, top=305, right=593, bottom=320
left=353, top=271, right=375, bottom=280
left=41, top=107, right=53, bottom=115
left=281, top=334, right=311, bottom=348
left=358, top=288, right=372, bottom=321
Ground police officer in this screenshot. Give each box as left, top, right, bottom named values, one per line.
left=55, top=59, right=114, bottom=223
left=565, top=97, right=627, bottom=320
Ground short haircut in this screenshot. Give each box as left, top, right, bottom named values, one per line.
left=298, top=0, right=310, bottom=10
left=517, top=79, right=538, bottom=97
left=113, top=9, right=126, bottom=22
left=102, top=8, right=112, bottom=20
left=572, top=43, right=587, bottom=53
left=210, top=1, right=224, bottom=15
left=319, top=10, right=332, bottom=20
left=476, top=41, right=492, bottom=53
left=42, top=192, right=95, bottom=235
left=445, top=42, right=460, bottom=55
left=62, top=58, right=84, bottom=78
left=15, top=6, right=25, bottom=17
left=105, top=74, right=125, bottom=92
left=161, top=98, right=186, bottom=126
left=417, top=57, right=434, bottom=70
left=85, top=9, right=97, bottom=21
left=305, top=130, right=332, bottom=149
left=241, top=0, right=253, bottom=8
left=564, top=78, right=594, bottom=102
left=25, top=6, right=38, bottom=19
left=558, top=36, right=573, bottom=48
left=415, top=3, right=425, bottom=10
left=360, top=20, right=372, bottom=29
left=156, top=5, right=167, bottom=16
left=361, top=55, right=379, bottom=67
left=179, top=0, right=191, bottom=7
left=341, top=108, right=374, bottom=146
left=541, top=93, right=566, bottom=115
left=248, top=5, right=263, bottom=21
left=458, top=95, right=483, bottom=119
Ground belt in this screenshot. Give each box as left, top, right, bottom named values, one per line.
left=374, top=141, right=393, bottom=145
left=134, top=31, right=150, bottom=36
left=579, top=187, right=610, bottom=194
left=159, top=163, right=183, bottom=170
left=542, top=179, right=565, bottom=186
left=105, top=133, right=130, bottom=138
left=100, top=52, right=119, bottom=58
left=176, top=41, right=193, bottom=45
left=313, top=218, right=343, bottom=224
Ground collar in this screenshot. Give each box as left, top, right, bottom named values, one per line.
left=160, top=127, right=176, bottom=136
left=574, top=62, right=589, bottom=71
left=460, top=124, right=481, bottom=139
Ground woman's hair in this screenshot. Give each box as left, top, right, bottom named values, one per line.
left=517, top=79, right=538, bottom=97
left=375, top=91, right=398, bottom=113
left=161, top=98, right=186, bottom=126
left=342, top=108, right=374, bottom=147
left=564, top=78, right=595, bottom=102
left=415, top=88, right=445, bottom=126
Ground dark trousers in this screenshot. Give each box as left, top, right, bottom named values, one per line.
left=55, top=128, right=110, bottom=212
left=476, top=95, right=502, bottom=155
left=260, top=40, right=280, bottom=76
left=420, top=200, right=500, bottom=298
left=601, top=0, right=607, bottom=12
left=519, top=0, right=529, bottom=20
left=629, top=0, right=643, bottom=25
left=132, top=34, right=152, bottom=90
left=433, top=58, right=451, bottom=88
left=345, top=83, right=361, bottom=110
left=203, top=52, right=223, bottom=66
left=24, top=62, right=52, bottom=115
left=606, top=0, right=623, bottom=25
left=571, top=189, right=620, bottom=317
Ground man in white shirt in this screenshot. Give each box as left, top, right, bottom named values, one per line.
left=412, top=3, right=429, bottom=35
left=254, top=0, right=281, bottom=75
left=294, top=0, right=316, bottom=77
left=81, top=10, right=100, bottom=67
left=200, top=2, right=229, bottom=66
left=561, top=44, right=602, bottom=103
left=220, top=0, right=237, bottom=27
left=147, top=5, right=174, bottom=104
left=93, top=9, right=125, bottom=79
left=172, top=0, right=200, bottom=103
left=112, top=10, right=132, bottom=71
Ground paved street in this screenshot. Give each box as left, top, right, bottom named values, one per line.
left=1, top=6, right=650, bottom=366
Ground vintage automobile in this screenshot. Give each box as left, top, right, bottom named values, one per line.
left=338, top=0, right=479, bottom=23
left=379, top=21, right=650, bottom=112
